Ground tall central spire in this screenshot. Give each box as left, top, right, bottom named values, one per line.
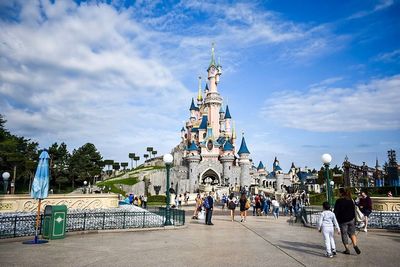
left=209, top=42, right=216, bottom=68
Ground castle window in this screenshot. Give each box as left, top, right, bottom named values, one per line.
left=229, top=166, right=231, bottom=170
left=203, top=133, right=206, bottom=138
left=190, top=169, right=192, bottom=173
left=184, top=134, right=187, bottom=139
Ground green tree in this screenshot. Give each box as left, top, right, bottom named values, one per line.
left=121, top=162, right=128, bottom=171
left=0, top=114, right=39, bottom=192
left=48, top=142, right=71, bottom=192
left=69, top=143, right=102, bottom=188
left=128, top=153, right=135, bottom=169
left=134, top=156, right=140, bottom=167
left=103, top=159, right=114, bottom=175
left=146, top=147, right=153, bottom=158
left=151, top=150, right=157, bottom=158
left=144, top=154, right=149, bottom=161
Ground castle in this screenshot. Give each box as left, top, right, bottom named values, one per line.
left=169, top=46, right=295, bottom=194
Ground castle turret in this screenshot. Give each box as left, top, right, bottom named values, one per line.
left=224, top=105, right=232, bottom=135
left=186, top=141, right=200, bottom=192
left=189, top=98, right=198, bottom=122
left=221, top=139, right=235, bottom=186
left=238, top=134, right=251, bottom=188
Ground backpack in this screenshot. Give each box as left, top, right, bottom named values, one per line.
left=203, top=197, right=210, bottom=209
left=228, top=200, right=236, bottom=210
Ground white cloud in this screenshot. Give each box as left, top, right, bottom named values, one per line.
left=374, top=49, right=400, bottom=62
left=347, top=0, right=394, bottom=19
left=0, top=1, right=191, bottom=161
left=261, top=75, right=400, bottom=132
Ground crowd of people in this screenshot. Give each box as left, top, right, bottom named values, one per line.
left=123, top=193, right=148, bottom=209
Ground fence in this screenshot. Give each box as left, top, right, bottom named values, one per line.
left=0, top=207, right=185, bottom=239
left=301, top=207, right=400, bottom=230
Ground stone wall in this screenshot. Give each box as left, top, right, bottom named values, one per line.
left=371, top=197, right=400, bottom=211
left=0, top=194, right=119, bottom=213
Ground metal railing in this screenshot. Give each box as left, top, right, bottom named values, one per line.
left=301, top=207, right=400, bottom=230
left=0, top=207, right=185, bottom=239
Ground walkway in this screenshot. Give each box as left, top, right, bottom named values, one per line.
left=0, top=212, right=399, bottom=267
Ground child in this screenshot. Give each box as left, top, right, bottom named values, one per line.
left=318, top=202, right=340, bottom=258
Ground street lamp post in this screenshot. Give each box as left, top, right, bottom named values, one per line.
left=322, top=154, right=333, bottom=207
left=163, top=153, right=173, bottom=226
left=83, top=181, right=87, bottom=194
left=2, top=172, right=10, bottom=194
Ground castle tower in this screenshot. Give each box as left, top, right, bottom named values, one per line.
left=224, top=105, right=232, bottom=137
left=238, top=134, right=251, bottom=188
left=205, top=44, right=223, bottom=136
left=189, top=98, right=197, bottom=123
left=220, top=140, right=235, bottom=186
left=186, top=141, right=201, bottom=192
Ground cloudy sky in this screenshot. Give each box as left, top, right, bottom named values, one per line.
left=0, top=0, right=399, bottom=171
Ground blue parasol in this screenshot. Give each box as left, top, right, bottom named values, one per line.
left=31, top=150, right=50, bottom=199
left=23, top=150, right=50, bottom=244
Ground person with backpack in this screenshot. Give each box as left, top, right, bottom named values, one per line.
left=227, top=193, right=237, bottom=221
left=204, top=191, right=214, bottom=225
left=334, top=188, right=361, bottom=255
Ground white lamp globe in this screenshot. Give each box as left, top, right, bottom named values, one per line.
left=83, top=181, right=87, bottom=186
left=321, top=154, right=332, bottom=164
left=330, top=181, right=334, bottom=186
left=2, top=172, right=10, bottom=180
left=163, top=154, right=173, bottom=164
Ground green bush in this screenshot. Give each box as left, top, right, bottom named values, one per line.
left=148, top=195, right=166, bottom=203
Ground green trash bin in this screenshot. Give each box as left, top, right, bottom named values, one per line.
left=42, top=205, right=67, bottom=240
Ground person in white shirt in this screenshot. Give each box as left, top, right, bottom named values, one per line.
left=318, top=201, right=340, bottom=258
left=271, top=197, right=280, bottom=219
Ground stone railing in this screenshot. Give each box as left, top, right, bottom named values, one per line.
left=371, top=197, right=400, bottom=212
left=0, top=194, right=119, bottom=213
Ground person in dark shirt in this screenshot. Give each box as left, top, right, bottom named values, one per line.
left=358, top=190, right=372, bottom=232
left=334, top=188, right=361, bottom=255
left=205, top=192, right=214, bottom=225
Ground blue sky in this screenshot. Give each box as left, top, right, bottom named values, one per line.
left=0, top=0, right=399, bottom=171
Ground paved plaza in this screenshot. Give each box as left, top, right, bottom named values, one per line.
left=0, top=210, right=399, bottom=267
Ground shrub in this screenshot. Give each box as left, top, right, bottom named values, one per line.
left=148, top=195, right=166, bottom=203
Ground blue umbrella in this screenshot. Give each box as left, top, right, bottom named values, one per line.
left=24, top=150, right=50, bottom=245
left=31, top=150, right=50, bottom=199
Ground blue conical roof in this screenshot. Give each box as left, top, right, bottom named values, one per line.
left=219, top=105, right=224, bottom=113
left=181, top=127, right=185, bottom=132
left=189, top=98, right=196, bottom=111
left=223, top=140, right=234, bottom=151
left=238, top=136, right=250, bottom=154
left=187, top=141, right=198, bottom=151
left=224, top=105, right=231, bottom=119
left=199, top=115, right=208, bottom=129
left=257, top=161, right=264, bottom=170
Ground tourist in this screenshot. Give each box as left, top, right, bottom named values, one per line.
left=251, top=195, right=256, bottom=216
left=193, top=194, right=202, bottom=219
left=204, top=192, right=214, bottom=225
left=178, top=194, right=183, bottom=207
left=129, top=193, right=134, bottom=204
left=255, top=194, right=261, bottom=216
left=357, top=190, right=372, bottom=232
left=271, top=197, right=280, bottom=219
left=228, top=193, right=237, bottom=221
left=175, top=195, right=179, bottom=208
left=318, top=201, right=340, bottom=258
left=221, top=193, right=227, bottom=210
left=183, top=192, right=188, bottom=206
left=133, top=196, right=138, bottom=206
left=263, top=195, right=271, bottom=215
left=239, top=193, right=248, bottom=222
left=334, top=188, right=361, bottom=255
left=142, top=195, right=147, bottom=209
left=387, top=191, right=393, bottom=197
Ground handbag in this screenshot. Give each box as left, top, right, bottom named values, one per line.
left=198, top=210, right=205, bottom=220
left=355, top=206, right=365, bottom=223
left=228, top=200, right=236, bottom=210
left=245, top=200, right=250, bottom=210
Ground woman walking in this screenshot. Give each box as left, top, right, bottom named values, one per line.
left=192, top=194, right=202, bottom=219
left=271, top=197, right=280, bottom=219
left=239, top=193, right=248, bottom=222
left=227, top=193, right=237, bottom=221
left=334, top=188, right=361, bottom=255
left=358, top=190, right=372, bottom=232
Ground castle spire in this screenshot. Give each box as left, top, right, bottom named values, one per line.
left=197, top=76, right=203, bottom=102
left=224, top=105, right=231, bottom=119
left=238, top=132, right=250, bottom=155
left=209, top=42, right=216, bottom=69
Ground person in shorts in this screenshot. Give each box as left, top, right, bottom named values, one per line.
left=334, top=188, right=361, bottom=255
